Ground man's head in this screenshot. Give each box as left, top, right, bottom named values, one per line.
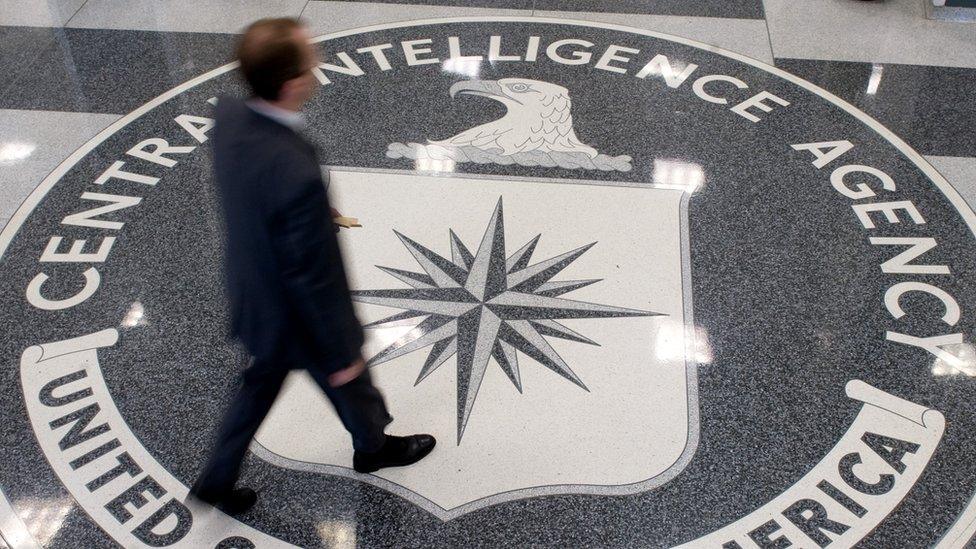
left=236, top=18, right=318, bottom=109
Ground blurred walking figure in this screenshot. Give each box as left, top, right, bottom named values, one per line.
left=190, top=18, right=435, bottom=515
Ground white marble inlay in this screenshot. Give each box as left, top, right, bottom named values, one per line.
left=256, top=169, right=696, bottom=512
left=0, top=110, right=121, bottom=220
left=0, top=0, right=86, bottom=27
left=926, top=155, right=976, bottom=212
left=764, top=0, right=976, bottom=69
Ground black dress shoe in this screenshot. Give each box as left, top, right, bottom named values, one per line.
left=353, top=434, right=436, bottom=473
left=190, top=487, right=257, bottom=515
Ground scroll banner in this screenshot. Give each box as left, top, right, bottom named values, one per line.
left=20, top=329, right=945, bottom=548
left=679, top=380, right=945, bottom=548
left=20, top=329, right=294, bottom=549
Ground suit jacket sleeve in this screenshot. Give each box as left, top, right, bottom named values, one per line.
left=268, top=152, right=364, bottom=370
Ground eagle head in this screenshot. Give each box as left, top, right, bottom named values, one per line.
left=449, top=78, right=570, bottom=111
left=438, top=78, right=597, bottom=158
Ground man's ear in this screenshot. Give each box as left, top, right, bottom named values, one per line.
left=278, top=78, right=297, bottom=100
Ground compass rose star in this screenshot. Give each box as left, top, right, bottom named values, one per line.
left=351, top=198, right=661, bottom=443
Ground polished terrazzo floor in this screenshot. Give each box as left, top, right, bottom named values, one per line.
left=1, top=1, right=976, bottom=548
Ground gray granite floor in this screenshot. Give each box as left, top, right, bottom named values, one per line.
left=0, top=27, right=237, bottom=113
left=1, top=2, right=975, bottom=548
left=776, top=58, right=976, bottom=157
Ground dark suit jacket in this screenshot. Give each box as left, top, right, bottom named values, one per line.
left=212, top=97, right=363, bottom=373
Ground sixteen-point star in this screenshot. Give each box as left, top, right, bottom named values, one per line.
left=351, top=198, right=661, bottom=443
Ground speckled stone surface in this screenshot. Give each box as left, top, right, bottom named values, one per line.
left=0, top=0, right=86, bottom=27
left=533, top=0, right=764, bottom=19
left=763, top=0, right=976, bottom=69
left=301, top=1, right=532, bottom=37
left=927, top=155, right=976, bottom=212
left=0, top=18, right=975, bottom=548
left=0, top=27, right=237, bottom=113
left=320, top=0, right=535, bottom=9
left=65, top=0, right=308, bottom=33
left=0, top=109, right=121, bottom=219
left=775, top=58, right=976, bottom=158
left=0, top=26, right=60, bottom=98
left=533, top=9, right=774, bottom=64
left=316, top=0, right=764, bottom=18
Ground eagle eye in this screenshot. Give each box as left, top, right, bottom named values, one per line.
left=509, top=83, right=530, bottom=93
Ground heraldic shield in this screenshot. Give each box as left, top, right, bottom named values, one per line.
left=252, top=168, right=703, bottom=519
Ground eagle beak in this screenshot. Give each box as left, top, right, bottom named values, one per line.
left=449, top=80, right=505, bottom=99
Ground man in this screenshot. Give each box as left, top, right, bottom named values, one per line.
left=191, top=18, right=435, bottom=515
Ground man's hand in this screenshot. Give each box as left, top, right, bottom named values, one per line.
left=330, top=207, right=362, bottom=230
left=328, top=357, right=366, bottom=387
left=330, top=207, right=342, bottom=233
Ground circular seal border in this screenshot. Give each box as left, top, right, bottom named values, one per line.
left=2, top=16, right=975, bottom=547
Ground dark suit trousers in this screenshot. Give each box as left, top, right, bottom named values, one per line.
left=193, top=358, right=392, bottom=497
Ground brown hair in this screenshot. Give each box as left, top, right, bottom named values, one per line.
left=236, top=18, right=307, bottom=101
